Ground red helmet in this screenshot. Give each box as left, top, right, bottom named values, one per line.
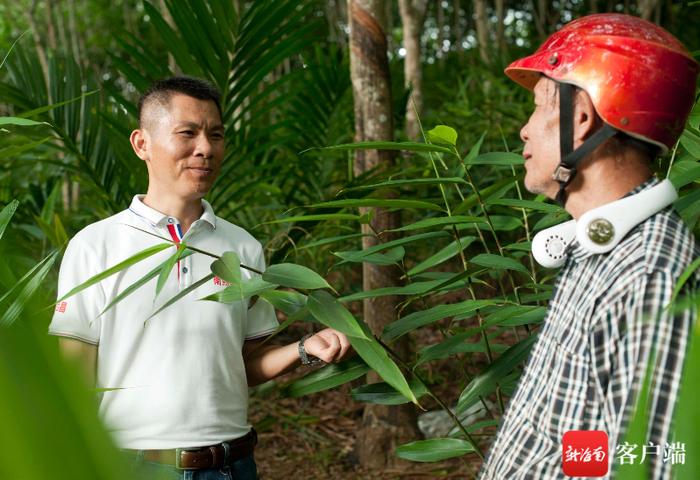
left=505, top=13, right=699, bottom=153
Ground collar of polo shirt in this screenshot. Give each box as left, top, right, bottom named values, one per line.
left=127, top=195, right=218, bottom=231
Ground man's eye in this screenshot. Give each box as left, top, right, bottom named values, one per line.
left=179, top=130, right=194, bottom=136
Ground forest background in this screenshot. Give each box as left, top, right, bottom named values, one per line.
left=1, top=1, right=699, bottom=479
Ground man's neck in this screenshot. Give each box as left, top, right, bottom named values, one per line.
left=563, top=153, right=653, bottom=220
left=142, top=190, right=204, bottom=235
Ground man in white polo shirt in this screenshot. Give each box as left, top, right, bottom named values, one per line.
left=49, top=76, right=351, bottom=479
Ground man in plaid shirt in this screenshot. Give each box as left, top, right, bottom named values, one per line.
left=480, top=14, right=699, bottom=479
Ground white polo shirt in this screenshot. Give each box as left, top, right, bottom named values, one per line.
left=49, top=195, right=278, bottom=449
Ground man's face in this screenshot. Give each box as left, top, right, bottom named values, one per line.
left=135, top=94, right=224, bottom=202
left=520, top=77, right=561, bottom=198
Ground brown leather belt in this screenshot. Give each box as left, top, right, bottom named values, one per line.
left=129, top=429, right=257, bottom=470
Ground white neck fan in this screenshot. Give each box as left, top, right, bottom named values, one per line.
left=531, top=179, right=678, bottom=268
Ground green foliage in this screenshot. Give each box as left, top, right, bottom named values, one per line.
left=0, top=323, right=129, bottom=479
left=1, top=1, right=699, bottom=474
left=395, top=438, right=475, bottom=462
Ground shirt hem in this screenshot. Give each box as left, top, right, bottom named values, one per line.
left=48, top=330, right=99, bottom=346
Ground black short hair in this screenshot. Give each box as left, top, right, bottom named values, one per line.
left=137, top=76, right=222, bottom=128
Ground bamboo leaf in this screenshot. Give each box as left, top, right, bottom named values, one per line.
left=469, top=253, right=530, bottom=275
left=307, top=291, right=369, bottom=339
left=18, top=89, right=100, bottom=119
left=307, top=140, right=453, bottom=155
left=426, top=125, right=458, bottom=146
left=342, top=177, right=467, bottom=192
left=337, top=231, right=448, bottom=260
left=339, top=279, right=448, bottom=302
left=382, top=300, right=500, bottom=341
left=668, top=257, right=700, bottom=308
left=407, top=236, right=476, bottom=276
left=211, top=251, right=242, bottom=284
left=99, top=261, right=170, bottom=317
left=0, top=250, right=60, bottom=328
left=0, top=137, right=53, bottom=159
left=351, top=336, right=418, bottom=404
left=58, top=243, right=172, bottom=302
left=334, top=246, right=405, bottom=266
left=487, top=198, right=562, bottom=214
left=201, top=277, right=277, bottom=303
left=456, top=335, right=537, bottom=415
left=671, top=319, right=699, bottom=480
left=0, top=116, right=47, bottom=127
left=465, top=152, right=524, bottom=166
left=483, top=305, right=546, bottom=327
left=0, top=200, right=19, bottom=241
left=263, top=213, right=360, bottom=225
left=263, top=263, right=332, bottom=291
left=258, top=289, right=307, bottom=316
left=155, top=244, right=189, bottom=298
left=146, top=273, right=215, bottom=322
left=391, top=215, right=486, bottom=232
left=298, top=233, right=369, bottom=250
left=282, top=357, right=370, bottom=397
left=395, top=438, right=475, bottom=462
left=351, top=379, right=428, bottom=405
left=309, top=198, right=443, bottom=212
left=416, top=330, right=508, bottom=366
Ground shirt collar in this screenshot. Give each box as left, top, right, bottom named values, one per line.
left=567, top=176, right=659, bottom=264
left=128, top=195, right=217, bottom=229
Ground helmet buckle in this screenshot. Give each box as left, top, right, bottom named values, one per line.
left=552, top=165, right=574, bottom=183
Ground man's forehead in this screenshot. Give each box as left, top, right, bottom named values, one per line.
left=142, top=93, right=222, bottom=129
left=534, top=77, right=557, bottom=102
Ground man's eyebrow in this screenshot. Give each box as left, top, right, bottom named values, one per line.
left=173, top=121, right=224, bottom=131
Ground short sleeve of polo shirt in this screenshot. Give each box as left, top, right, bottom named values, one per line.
left=49, top=237, right=106, bottom=345
left=244, top=247, right=278, bottom=340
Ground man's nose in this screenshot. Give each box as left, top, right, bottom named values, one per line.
left=194, top=133, right=213, bottom=158
left=520, top=123, right=529, bottom=143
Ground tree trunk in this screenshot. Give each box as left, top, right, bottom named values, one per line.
left=436, top=0, right=445, bottom=66
left=639, top=0, right=658, bottom=20
left=473, top=0, right=489, bottom=64
left=495, top=0, right=505, bottom=55
left=159, top=0, right=179, bottom=73
left=347, top=0, right=419, bottom=468
left=27, top=0, right=49, bottom=85
left=453, top=0, right=463, bottom=55
left=398, top=0, right=428, bottom=140
left=67, top=0, right=82, bottom=67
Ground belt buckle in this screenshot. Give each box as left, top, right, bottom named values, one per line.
left=175, top=447, right=196, bottom=470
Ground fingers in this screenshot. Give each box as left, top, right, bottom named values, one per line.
left=336, top=332, right=351, bottom=362
left=305, top=329, right=352, bottom=364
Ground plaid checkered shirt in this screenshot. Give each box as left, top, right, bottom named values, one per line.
left=479, top=178, right=699, bottom=479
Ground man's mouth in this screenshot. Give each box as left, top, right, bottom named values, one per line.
left=187, top=167, right=213, bottom=176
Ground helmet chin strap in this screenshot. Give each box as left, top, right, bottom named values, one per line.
left=554, top=83, right=619, bottom=207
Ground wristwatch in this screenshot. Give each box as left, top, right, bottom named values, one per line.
left=298, top=333, right=323, bottom=366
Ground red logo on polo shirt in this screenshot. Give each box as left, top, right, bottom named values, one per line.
left=55, top=301, right=68, bottom=313
left=213, top=276, right=232, bottom=287
left=562, top=430, right=608, bottom=477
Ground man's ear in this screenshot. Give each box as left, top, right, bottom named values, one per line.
left=130, top=129, right=149, bottom=161
left=573, top=90, right=599, bottom=148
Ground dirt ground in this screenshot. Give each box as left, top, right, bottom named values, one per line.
left=251, top=385, right=486, bottom=479
left=249, top=325, right=499, bottom=480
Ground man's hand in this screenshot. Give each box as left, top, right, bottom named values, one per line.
left=302, top=328, right=352, bottom=364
